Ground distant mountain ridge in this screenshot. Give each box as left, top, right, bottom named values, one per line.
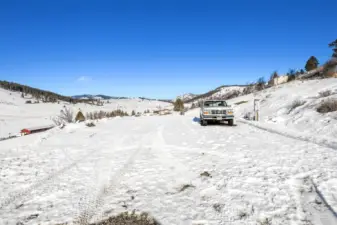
left=72, top=94, right=128, bottom=100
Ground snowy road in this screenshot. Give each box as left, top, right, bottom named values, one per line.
left=1, top=114, right=337, bottom=225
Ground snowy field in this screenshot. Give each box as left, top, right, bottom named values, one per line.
left=0, top=88, right=172, bottom=138
left=1, top=110, right=337, bottom=225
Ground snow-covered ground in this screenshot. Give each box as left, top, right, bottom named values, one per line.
left=1, top=79, right=337, bottom=225
left=227, top=78, right=337, bottom=141
left=1, top=110, right=337, bottom=225
left=0, top=88, right=172, bottom=137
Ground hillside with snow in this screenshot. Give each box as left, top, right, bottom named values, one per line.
left=1, top=79, right=337, bottom=225
left=0, top=88, right=172, bottom=138
left=182, top=85, right=247, bottom=106
left=176, top=93, right=198, bottom=101
left=226, top=78, right=337, bottom=141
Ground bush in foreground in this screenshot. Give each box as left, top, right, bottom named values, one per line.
left=317, top=98, right=337, bottom=113
left=90, top=211, right=161, bottom=225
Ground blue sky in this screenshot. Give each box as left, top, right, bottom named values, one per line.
left=0, top=0, right=336, bottom=99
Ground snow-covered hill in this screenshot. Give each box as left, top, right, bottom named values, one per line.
left=226, top=78, right=337, bottom=141
left=176, top=93, right=198, bottom=101
left=210, top=86, right=246, bottom=99
left=0, top=88, right=172, bottom=138
left=182, top=85, right=246, bottom=109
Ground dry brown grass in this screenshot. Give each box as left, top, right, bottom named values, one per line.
left=89, top=211, right=161, bottom=225
left=317, top=98, right=337, bottom=113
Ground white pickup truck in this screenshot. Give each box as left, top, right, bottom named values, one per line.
left=200, top=100, right=235, bottom=126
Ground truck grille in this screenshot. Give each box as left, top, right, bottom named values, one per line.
left=211, top=110, right=226, bottom=114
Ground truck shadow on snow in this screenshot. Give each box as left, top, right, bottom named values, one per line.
left=193, top=117, right=237, bottom=126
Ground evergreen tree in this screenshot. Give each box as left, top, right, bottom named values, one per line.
left=75, top=110, right=85, bottom=122
left=328, top=39, right=337, bottom=58
left=255, top=77, right=266, bottom=91
left=269, top=71, right=279, bottom=85
left=288, top=69, right=296, bottom=81
left=300, top=69, right=305, bottom=74
left=305, top=56, right=319, bottom=71
left=173, top=98, right=184, bottom=111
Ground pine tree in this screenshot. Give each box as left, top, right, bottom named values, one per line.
left=173, top=98, right=184, bottom=111
left=256, top=77, right=265, bottom=91
left=269, top=71, right=279, bottom=85
left=75, top=110, right=85, bottom=122
left=328, top=39, right=337, bottom=58
left=300, top=69, right=305, bottom=74
left=288, top=69, right=296, bottom=81
left=305, top=56, right=319, bottom=71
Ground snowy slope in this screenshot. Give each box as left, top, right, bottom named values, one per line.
left=226, top=78, right=337, bottom=141
left=1, top=114, right=336, bottom=225
left=186, top=86, right=246, bottom=106
left=0, top=88, right=172, bottom=138
left=176, top=93, right=198, bottom=101
left=211, top=86, right=245, bottom=99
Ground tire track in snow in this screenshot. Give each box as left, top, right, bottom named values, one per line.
left=0, top=148, right=98, bottom=210
left=0, top=139, right=137, bottom=212
left=75, top=133, right=151, bottom=224
left=237, top=118, right=337, bottom=150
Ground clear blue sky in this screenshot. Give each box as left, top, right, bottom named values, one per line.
left=1, top=0, right=336, bottom=99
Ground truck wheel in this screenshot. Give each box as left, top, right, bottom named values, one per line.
left=228, top=119, right=234, bottom=126
left=201, top=120, right=208, bottom=126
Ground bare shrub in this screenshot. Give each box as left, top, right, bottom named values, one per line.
left=322, top=59, right=337, bottom=77
left=288, top=100, right=306, bottom=113
left=52, top=107, right=74, bottom=125
left=86, top=122, right=95, bottom=127
left=90, top=211, right=161, bottom=225
left=238, top=211, right=249, bottom=219
left=223, top=90, right=241, bottom=100
left=25, top=100, right=32, bottom=104
left=242, top=84, right=255, bottom=95
left=317, top=98, right=337, bottom=113
left=213, top=203, right=223, bottom=212
left=318, top=90, right=332, bottom=98
left=200, top=171, right=212, bottom=177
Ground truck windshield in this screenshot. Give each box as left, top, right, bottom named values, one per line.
left=204, top=101, right=227, bottom=107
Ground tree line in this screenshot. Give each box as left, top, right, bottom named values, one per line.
left=0, top=80, right=100, bottom=104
